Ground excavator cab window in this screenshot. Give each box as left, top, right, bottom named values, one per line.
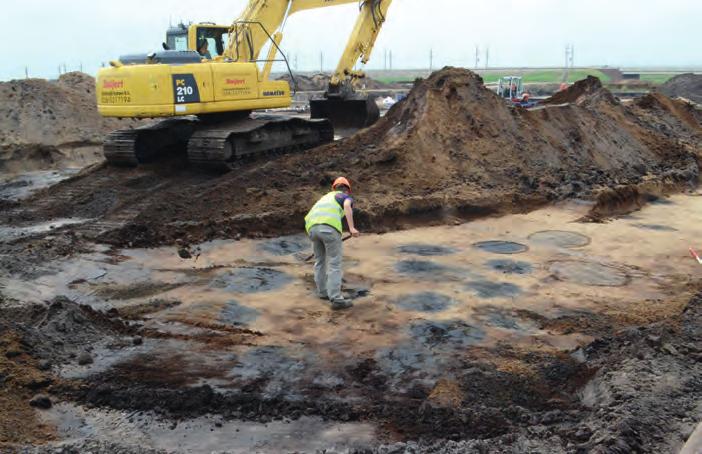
left=195, top=27, right=230, bottom=58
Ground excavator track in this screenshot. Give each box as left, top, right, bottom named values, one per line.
left=186, top=115, right=334, bottom=170
left=103, top=115, right=333, bottom=170
left=103, top=119, right=197, bottom=166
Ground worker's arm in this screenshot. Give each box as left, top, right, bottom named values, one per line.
left=344, top=198, right=360, bottom=237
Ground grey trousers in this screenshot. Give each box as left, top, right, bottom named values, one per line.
left=309, top=224, right=343, bottom=301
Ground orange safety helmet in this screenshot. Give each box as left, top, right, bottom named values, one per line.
left=332, top=177, right=351, bottom=192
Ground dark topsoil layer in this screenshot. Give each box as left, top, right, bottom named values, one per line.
left=2, top=288, right=701, bottom=452
left=658, top=73, right=702, bottom=105
left=3, top=68, right=701, bottom=249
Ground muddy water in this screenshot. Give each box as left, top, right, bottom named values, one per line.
left=5, top=193, right=702, bottom=450
left=42, top=403, right=376, bottom=453
left=0, top=168, right=79, bottom=201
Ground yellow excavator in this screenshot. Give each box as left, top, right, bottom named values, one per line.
left=96, top=0, right=392, bottom=169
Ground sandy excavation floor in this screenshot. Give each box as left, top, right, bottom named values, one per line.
left=2, top=192, right=702, bottom=453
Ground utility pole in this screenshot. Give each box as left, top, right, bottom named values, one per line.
left=79, top=62, right=83, bottom=72
left=320, top=52, right=323, bottom=73
left=25, top=67, right=28, bottom=79
left=383, top=49, right=387, bottom=70
left=389, top=50, right=393, bottom=71
left=429, top=48, right=433, bottom=72
left=485, top=47, right=489, bottom=69
left=565, top=44, right=575, bottom=69
left=474, top=45, right=480, bottom=69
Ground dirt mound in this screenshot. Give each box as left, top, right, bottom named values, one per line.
left=542, top=75, right=616, bottom=105
left=5, top=68, right=702, bottom=248
left=658, top=73, right=702, bottom=104
left=278, top=73, right=397, bottom=91
left=0, top=72, right=143, bottom=173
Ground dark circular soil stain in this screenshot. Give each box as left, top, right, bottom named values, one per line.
left=528, top=230, right=591, bottom=249
left=259, top=235, right=310, bottom=256
left=473, top=241, right=528, bottom=255
left=394, top=292, right=456, bottom=313
left=633, top=224, right=678, bottom=232
left=409, top=320, right=485, bottom=347
left=472, top=306, right=536, bottom=332
left=211, top=267, right=293, bottom=293
left=219, top=300, right=261, bottom=326
left=395, top=260, right=465, bottom=281
left=466, top=281, right=522, bottom=299
left=486, top=259, right=533, bottom=275
left=397, top=244, right=457, bottom=257
left=549, top=261, right=629, bottom=287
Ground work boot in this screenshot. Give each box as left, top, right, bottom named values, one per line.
left=316, top=291, right=328, bottom=301
left=331, top=298, right=353, bottom=311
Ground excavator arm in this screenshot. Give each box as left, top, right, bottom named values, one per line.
left=312, top=0, right=393, bottom=128
left=225, top=0, right=393, bottom=129
left=330, top=0, right=393, bottom=94
left=224, top=0, right=360, bottom=63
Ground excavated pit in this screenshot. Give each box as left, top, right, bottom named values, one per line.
left=549, top=260, right=631, bottom=287
left=2, top=67, right=702, bottom=452
left=392, top=292, right=457, bottom=313
left=485, top=259, right=534, bottom=275
left=473, top=240, right=529, bottom=255
left=528, top=230, right=591, bottom=249
left=396, top=244, right=457, bottom=256
left=209, top=267, right=294, bottom=294
left=2, top=195, right=702, bottom=452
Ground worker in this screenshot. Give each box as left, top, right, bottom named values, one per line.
left=197, top=40, right=212, bottom=59
left=305, top=177, right=360, bottom=310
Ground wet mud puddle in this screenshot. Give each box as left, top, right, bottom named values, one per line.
left=5, top=194, right=702, bottom=451
left=0, top=169, right=80, bottom=201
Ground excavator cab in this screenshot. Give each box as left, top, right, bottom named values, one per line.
left=497, top=76, right=524, bottom=100
left=164, top=23, right=230, bottom=58
left=497, top=76, right=537, bottom=108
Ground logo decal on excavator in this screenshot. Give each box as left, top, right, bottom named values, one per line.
left=172, top=74, right=201, bottom=104
left=226, top=78, right=246, bottom=85
left=263, top=90, right=285, bottom=97
left=103, top=80, right=124, bottom=89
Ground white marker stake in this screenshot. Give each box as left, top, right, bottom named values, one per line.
left=690, top=248, right=702, bottom=265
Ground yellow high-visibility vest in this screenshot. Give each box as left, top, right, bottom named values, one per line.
left=305, top=191, right=344, bottom=234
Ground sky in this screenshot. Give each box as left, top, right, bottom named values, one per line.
left=1, top=0, right=700, bottom=81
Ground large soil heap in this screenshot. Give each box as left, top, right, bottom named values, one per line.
left=6, top=68, right=702, bottom=247
left=658, top=73, right=702, bottom=104
left=0, top=72, right=142, bottom=172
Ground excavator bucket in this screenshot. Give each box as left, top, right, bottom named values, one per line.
left=310, top=96, right=380, bottom=131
